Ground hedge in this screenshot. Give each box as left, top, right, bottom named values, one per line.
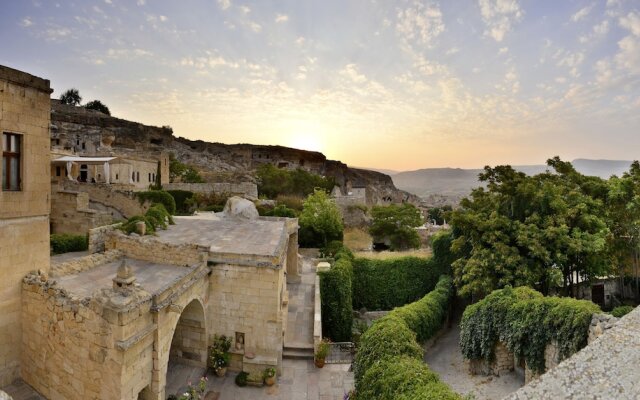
left=167, top=190, right=194, bottom=214
left=136, top=190, right=176, bottom=215
left=611, top=305, right=634, bottom=318
left=120, top=203, right=174, bottom=235
left=350, top=232, right=452, bottom=311
left=353, top=276, right=458, bottom=400
left=50, top=234, right=88, bottom=255
left=460, top=286, right=600, bottom=374
left=319, top=253, right=353, bottom=342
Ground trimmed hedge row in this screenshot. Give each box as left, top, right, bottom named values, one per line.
left=120, top=203, right=174, bottom=235
left=353, top=276, right=458, bottom=400
left=350, top=231, right=453, bottom=311
left=50, top=234, right=88, bottom=255
left=167, top=190, right=194, bottom=214
left=460, top=286, right=600, bottom=374
left=319, top=250, right=353, bottom=342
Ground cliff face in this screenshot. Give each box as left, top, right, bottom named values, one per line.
left=50, top=101, right=417, bottom=204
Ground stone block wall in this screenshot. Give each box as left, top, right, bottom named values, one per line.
left=469, top=341, right=514, bottom=376
left=207, top=263, right=286, bottom=373
left=50, top=190, right=112, bottom=234
left=61, top=180, right=149, bottom=219
left=88, top=223, right=122, bottom=253
left=104, top=230, right=207, bottom=266
left=588, top=313, right=618, bottom=344
left=163, top=182, right=258, bottom=199
left=0, top=66, right=52, bottom=386
left=50, top=249, right=123, bottom=277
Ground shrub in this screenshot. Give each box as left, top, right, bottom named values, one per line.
left=319, top=257, right=353, bottom=341
left=136, top=190, right=176, bottom=215
left=120, top=203, right=174, bottom=235
left=369, top=204, right=422, bottom=251
left=299, top=190, right=343, bottom=248
left=460, top=286, right=600, bottom=374
left=276, top=194, right=304, bottom=211
left=263, top=204, right=297, bottom=218
left=256, top=164, right=335, bottom=199
left=352, top=256, right=442, bottom=311
left=611, top=305, right=634, bottom=318
left=167, top=190, right=195, bottom=214
left=234, top=371, right=248, bottom=387
left=50, top=234, right=88, bottom=255
left=353, top=276, right=457, bottom=400
left=186, top=191, right=230, bottom=211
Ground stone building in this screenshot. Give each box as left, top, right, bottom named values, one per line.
left=20, top=206, right=299, bottom=399
left=0, top=65, right=52, bottom=386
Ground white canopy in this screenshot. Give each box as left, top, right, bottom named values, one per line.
left=52, top=156, right=118, bottom=164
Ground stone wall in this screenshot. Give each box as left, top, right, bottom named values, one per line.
left=588, top=313, right=618, bottom=344
left=207, top=261, right=287, bottom=376
left=50, top=190, right=112, bottom=234
left=60, top=180, right=149, bottom=219
left=163, top=182, right=258, bottom=199
left=104, top=230, right=207, bottom=266
left=50, top=249, right=123, bottom=277
left=88, top=223, right=122, bottom=253
left=0, top=65, right=52, bottom=386
left=468, top=341, right=514, bottom=376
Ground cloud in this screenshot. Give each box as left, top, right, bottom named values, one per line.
left=498, top=46, right=509, bottom=55
left=239, top=5, right=251, bottom=14
left=579, top=20, right=610, bottom=43
left=620, top=11, right=640, bottom=36
left=571, top=4, right=594, bottom=22
left=275, top=14, right=289, bottom=23
left=340, top=64, right=367, bottom=83
left=159, top=15, right=168, bottom=22
left=246, top=21, right=261, bottom=33
left=478, top=0, right=523, bottom=42
left=615, top=35, right=640, bottom=73
left=295, top=36, right=305, bottom=46
left=20, top=17, right=33, bottom=27
left=137, top=0, right=145, bottom=6
left=396, top=1, right=445, bottom=45
left=107, top=48, right=153, bottom=59
left=446, top=47, right=460, bottom=55
left=218, top=0, right=231, bottom=10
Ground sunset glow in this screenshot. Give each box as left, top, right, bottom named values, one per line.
left=1, top=1, right=639, bottom=170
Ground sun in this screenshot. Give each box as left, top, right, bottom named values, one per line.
left=291, top=135, right=323, bottom=152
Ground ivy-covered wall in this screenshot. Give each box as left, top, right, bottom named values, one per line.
left=460, top=286, right=600, bottom=374
left=353, top=276, right=460, bottom=400
left=318, top=251, right=353, bottom=342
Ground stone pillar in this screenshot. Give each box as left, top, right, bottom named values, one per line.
left=286, top=232, right=300, bottom=283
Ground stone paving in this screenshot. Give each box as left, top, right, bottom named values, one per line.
left=285, top=256, right=316, bottom=348
left=156, top=216, right=287, bottom=257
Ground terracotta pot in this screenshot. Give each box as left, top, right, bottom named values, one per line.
left=264, top=375, right=276, bottom=386
left=215, top=367, right=227, bottom=377
left=314, top=358, right=325, bottom=368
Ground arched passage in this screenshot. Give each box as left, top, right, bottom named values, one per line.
left=169, top=299, right=208, bottom=367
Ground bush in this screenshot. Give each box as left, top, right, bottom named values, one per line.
left=235, top=371, right=248, bottom=387
left=256, top=164, right=335, bottom=199
left=275, top=194, right=304, bottom=211
left=120, top=203, right=174, bottom=235
left=369, top=204, right=422, bottom=251
left=611, top=305, right=634, bottom=318
left=319, top=257, right=353, bottom=341
left=460, top=286, right=600, bottom=374
left=299, top=190, right=344, bottom=248
left=136, top=190, right=176, bottom=215
left=50, top=234, right=88, bottom=255
left=353, top=276, right=457, bottom=400
left=167, top=190, right=194, bottom=214
left=352, top=257, right=443, bottom=311
left=263, top=204, right=297, bottom=218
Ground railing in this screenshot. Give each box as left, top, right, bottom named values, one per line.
left=325, top=342, right=355, bottom=364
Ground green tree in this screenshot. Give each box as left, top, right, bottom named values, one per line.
left=299, top=189, right=343, bottom=247
left=256, top=164, right=335, bottom=199
left=84, top=99, right=111, bottom=115
left=59, top=88, right=82, bottom=106
left=168, top=153, right=204, bottom=183
left=369, top=204, right=423, bottom=251
left=427, top=205, right=452, bottom=225
left=450, top=158, right=610, bottom=299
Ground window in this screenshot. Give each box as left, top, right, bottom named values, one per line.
left=56, top=166, right=61, bottom=177
left=136, top=172, right=140, bottom=182
left=148, top=172, right=151, bottom=182
left=2, top=133, right=21, bottom=191
left=116, top=173, right=119, bottom=180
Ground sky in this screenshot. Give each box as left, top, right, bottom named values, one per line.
left=1, top=0, right=639, bottom=171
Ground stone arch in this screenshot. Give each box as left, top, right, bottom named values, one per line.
left=169, top=298, right=208, bottom=367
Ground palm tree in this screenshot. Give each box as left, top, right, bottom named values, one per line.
left=59, top=88, right=82, bottom=106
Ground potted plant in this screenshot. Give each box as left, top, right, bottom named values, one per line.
left=263, top=367, right=277, bottom=386
left=209, top=334, right=232, bottom=377
left=314, top=338, right=330, bottom=368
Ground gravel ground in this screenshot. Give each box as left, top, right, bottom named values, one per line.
left=424, top=325, right=524, bottom=400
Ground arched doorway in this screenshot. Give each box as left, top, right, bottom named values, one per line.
left=164, top=299, right=208, bottom=398
left=170, top=299, right=208, bottom=367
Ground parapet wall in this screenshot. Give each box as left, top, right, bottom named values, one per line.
left=163, top=182, right=258, bottom=199
left=61, top=181, right=149, bottom=219
left=105, top=230, right=208, bottom=266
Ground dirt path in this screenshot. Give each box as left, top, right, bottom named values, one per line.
left=424, top=325, right=523, bottom=400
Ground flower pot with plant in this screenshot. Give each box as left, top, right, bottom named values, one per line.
left=263, top=367, right=277, bottom=386
left=314, top=338, right=330, bottom=368
left=209, top=334, right=232, bottom=377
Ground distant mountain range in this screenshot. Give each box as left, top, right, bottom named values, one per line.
left=388, top=159, right=635, bottom=198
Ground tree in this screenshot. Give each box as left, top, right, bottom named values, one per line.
left=84, top=99, right=111, bottom=115
left=427, top=205, right=452, bottom=225
left=369, top=203, right=423, bottom=251
left=256, top=164, right=335, bottom=199
left=168, top=153, right=204, bottom=183
left=299, top=190, right=343, bottom=247
left=59, top=88, right=82, bottom=106
left=449, top=158, right=611, bottom=299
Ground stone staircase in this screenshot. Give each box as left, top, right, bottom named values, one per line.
left=283, top=343, right=314, bottom=360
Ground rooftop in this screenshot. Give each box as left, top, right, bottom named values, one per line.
left=56, top=257, right=195, bottom=298
left=155, top=215, right=289, bottom=267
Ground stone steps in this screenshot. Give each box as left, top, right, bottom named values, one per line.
left=283, top=344, right=314, bottom=360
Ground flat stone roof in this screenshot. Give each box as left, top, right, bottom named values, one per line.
left=155, top=216, right=289, bottom=266
left=56, top=257, right=195, bottom=298
left=504, top=306, right=640, bottom=399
